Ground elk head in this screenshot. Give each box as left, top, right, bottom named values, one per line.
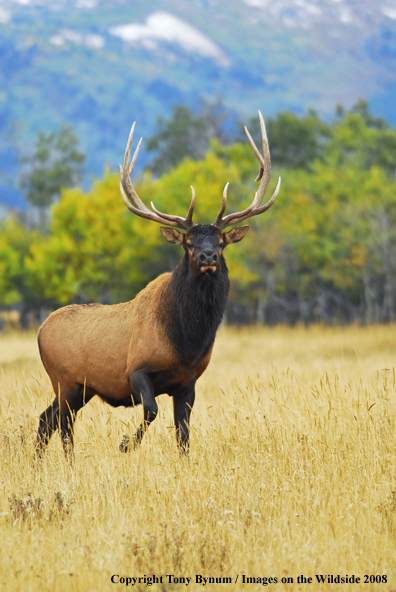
left=119, top=111, right=281, bottom=276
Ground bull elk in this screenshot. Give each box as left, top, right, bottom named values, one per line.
left=36, top=110, right=281, bottom=457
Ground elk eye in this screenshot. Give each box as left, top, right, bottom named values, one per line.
left=186, top=242, right=193, bottom=249
left=219, top=242, right=225, bottom=249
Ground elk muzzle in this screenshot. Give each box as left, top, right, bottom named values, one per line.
left=199, top=248, right=218, bottom=273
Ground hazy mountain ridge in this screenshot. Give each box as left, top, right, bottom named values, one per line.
left=0, top=0, right=395, bottom=207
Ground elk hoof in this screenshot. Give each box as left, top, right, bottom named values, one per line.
left=178, top=444, right=190, bottom=458
left=119, top=434, right=130, bottom=453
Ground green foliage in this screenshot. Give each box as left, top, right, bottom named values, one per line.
left=0, top=217, right=37, bottom=307
left=242, top=110, right=330, bottom=170
left=20, top=125, right=85, bottom=212
left=2, top=102, right=396, bottom=325
left=325, top=104, right=396, bottom=175
left=24, top=171, right=165, bottom=306
left=145, top=102, right=229, bottom=176
left=214, top=102, right=396, bottom=323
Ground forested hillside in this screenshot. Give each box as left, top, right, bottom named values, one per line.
left=1, top=0, right=396, bottom=207
left=1, top=103, right=396, bottom=326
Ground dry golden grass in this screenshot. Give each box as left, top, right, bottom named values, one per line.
left=1, top=325, right=396, bottom=591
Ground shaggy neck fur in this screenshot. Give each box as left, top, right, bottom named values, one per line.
left=161, top=252, right=230, bottom=364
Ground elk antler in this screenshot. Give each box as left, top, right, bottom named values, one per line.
left=119, top=122, right=195, bottom=231
left=213, top=110, right=281, bottom=230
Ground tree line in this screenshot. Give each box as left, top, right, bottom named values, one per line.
left=1, top=100, right=396, bottom=328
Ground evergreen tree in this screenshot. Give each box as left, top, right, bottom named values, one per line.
left=145, top=101, right=230, bottom=175
left=20, top=124, right=85, bottom=228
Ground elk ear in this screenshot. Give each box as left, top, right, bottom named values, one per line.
left=223, top=225, right=250, bottom=245
left=160, top=227, right=185, bottom=246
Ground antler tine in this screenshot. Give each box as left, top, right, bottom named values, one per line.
left=123, top=122, right=144, bottom=176
left=259, top=111, right=270, bottom=163
left=213, top=111, right=280, bottom=231
left=149, top=187, right=196, bottom=230
left=218, top=177, right=281, bottom=229
left=120, top=123, right=150, bottom=214
left=119, top=182, right=174, bottom=224
left=123, top=122, right=135, bottom=173
left=244, top=110, right=271, bottom=205
left=244, top=125, right=265, bottom=168
left=120, top=122, right=195, bottom=230
left=129, top=137, right=143, bottom=176
left=149, top=198, right=194, bottom=230
left=214, top=182, right=264, bottom=230
left=185, top=186, right=196, bottom=226
left=213, top=182, right=229, bottom=228
left=257, top=110, right=271, bottom=189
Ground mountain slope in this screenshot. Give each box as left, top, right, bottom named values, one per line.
left=0, top=0, right=395, bottom=207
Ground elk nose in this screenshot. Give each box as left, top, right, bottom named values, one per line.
left=200, top=250, right=218, bottom=265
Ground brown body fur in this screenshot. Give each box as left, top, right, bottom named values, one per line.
left=38, top=272, right=211, bottom=412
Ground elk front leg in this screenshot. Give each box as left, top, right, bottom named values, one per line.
left=120, top=371, right=158, bottom=452
left=173, top=382, right=196, bottom=455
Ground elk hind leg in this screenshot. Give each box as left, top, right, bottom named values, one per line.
left=36, top=396, right=60, bottom=457
left=60, top=384, right=94, bottom=457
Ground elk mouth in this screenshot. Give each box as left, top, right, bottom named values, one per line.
left=200, top=265, right=217, bottom=274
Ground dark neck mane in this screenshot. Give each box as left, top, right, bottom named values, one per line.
left=161, top=253, right=230, bottom=363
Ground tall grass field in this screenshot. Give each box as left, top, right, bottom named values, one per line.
left=1, top=325, right=396, bottom=591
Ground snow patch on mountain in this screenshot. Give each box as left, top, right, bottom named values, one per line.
left=383, top=6, right=396, bottom=20
left=50, top=29, right=104, bottom=48
left=109, top=11, right=230, bottom=66
left=241, top=0, right=393, bottom=27
left=0, top=0, right=98, bottom=5
left=0, top=6, right=11, bottom=22
left=75, top=0, right=97, bottom=7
